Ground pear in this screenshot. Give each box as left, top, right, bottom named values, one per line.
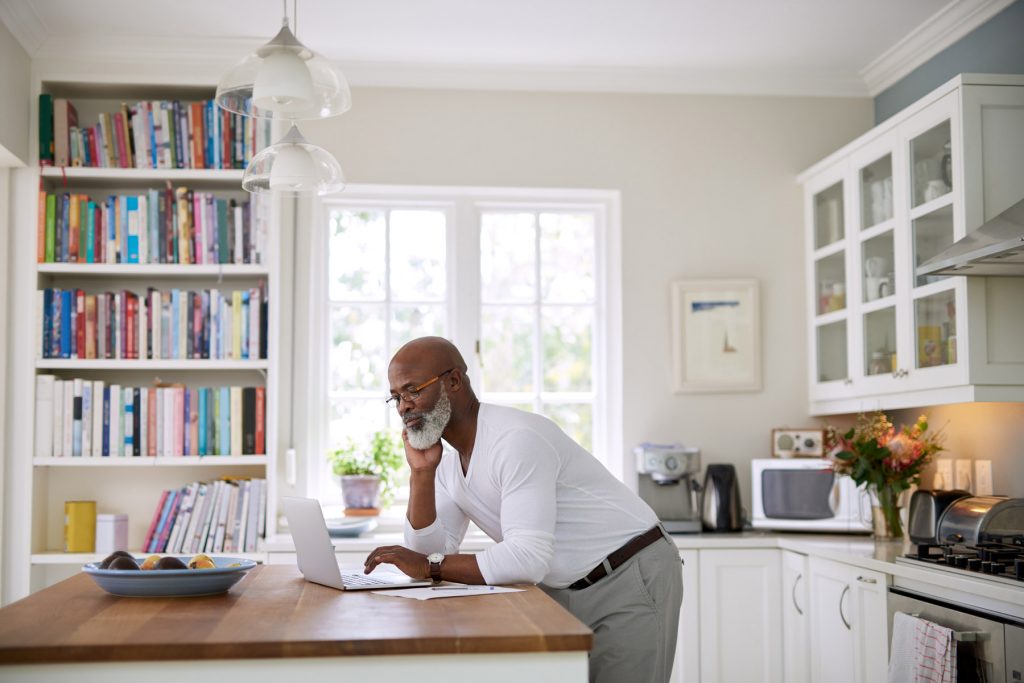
left=140, top=554, right=162, bottom=570
left=188, top=554, right=216, bottom=570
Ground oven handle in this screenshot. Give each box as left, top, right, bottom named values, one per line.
left=907, top=613, right=990, bottom=642
left=839, top=585, right=850, bottom=630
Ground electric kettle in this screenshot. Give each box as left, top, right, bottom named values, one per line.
left=701, top=464, right=743, bottom=532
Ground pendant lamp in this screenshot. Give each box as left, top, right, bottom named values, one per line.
left=216, top=5, right=351, bottom=120
left=241, top=124, right=344, bottom=196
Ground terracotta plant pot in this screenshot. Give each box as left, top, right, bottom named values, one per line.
left=340, top=474, right=381, bottom=511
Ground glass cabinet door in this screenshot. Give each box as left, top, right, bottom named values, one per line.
left=914, top=291, right=957, bottom=369
left=815, top=251, right=846, bottom=315
left=861, top=231, right=895, bottom=304
left=912, top=204, right=954, bottom=287
left=859, top=154, right=893, bottom=230
left=817, top=320, right=848, bottom=382
left=863, top=307, right=897, bottom=376
left=910, top=121, right=953, bottom=209
left=813, top=182, right=845, bottom=249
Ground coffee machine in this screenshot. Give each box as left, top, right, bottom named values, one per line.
left=635, top=443, right=702, bottom=533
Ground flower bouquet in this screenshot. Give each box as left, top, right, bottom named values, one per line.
left=827, top=412, right=945, bottom=539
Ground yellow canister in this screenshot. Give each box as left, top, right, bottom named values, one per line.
left=64, top=500, right=96, bottom=553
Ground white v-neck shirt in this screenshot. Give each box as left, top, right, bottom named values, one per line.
left=404, top=403, right=659, bottom=588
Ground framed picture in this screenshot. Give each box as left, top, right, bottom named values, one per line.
left=670, top=278, right=761, bottom=393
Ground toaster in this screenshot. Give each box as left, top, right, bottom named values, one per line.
left=907, top=489, right=971, bottom=545
left=936, top=495, right=1024, bottom=546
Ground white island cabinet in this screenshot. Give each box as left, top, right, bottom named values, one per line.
left=799, top=74, right=1024, bottom=415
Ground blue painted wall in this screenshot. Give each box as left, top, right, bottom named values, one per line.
left=874, top=0, right=1024, bottom=123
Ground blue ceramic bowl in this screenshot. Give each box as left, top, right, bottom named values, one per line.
left=325, top=517, right=378, bottom=538
left=82, top=556, right=258, bottom=597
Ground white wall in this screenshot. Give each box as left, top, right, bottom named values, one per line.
left=0, top=18, right=30, bottom=166
left=301, top=88, right=875, bottom=505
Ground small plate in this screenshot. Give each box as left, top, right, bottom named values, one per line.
left=82, top=556, right=258, bottom=597
left=325, top=517, right=378, bottom=538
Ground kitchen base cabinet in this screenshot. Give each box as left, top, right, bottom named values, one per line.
left=808, top=557, right=888, bottom=683
left=781, top=550, right=810, bottom=683
left=698, top=549, right=783, bottom=683
left=670, top=550, right=700, bottom=683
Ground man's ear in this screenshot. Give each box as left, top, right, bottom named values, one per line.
left=448, top=368, right=464, bottom=394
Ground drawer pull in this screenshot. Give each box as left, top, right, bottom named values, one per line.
left=839, top=585, right=850, bottom=630
left=792, top=572, right=804, bottom=615
left=856, top=575, right=877, bottom=584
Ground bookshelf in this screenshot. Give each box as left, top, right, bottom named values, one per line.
left=8, top=77, right=284, bottom=597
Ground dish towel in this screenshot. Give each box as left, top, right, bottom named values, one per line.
left=888, top=611, right=957, bottom=683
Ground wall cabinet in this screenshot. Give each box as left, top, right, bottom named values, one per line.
left=799, top=74, right=1024, bottom=415
left=808, top=557, right=889, bottom=683
left=781, top=550, right=810, bottom=683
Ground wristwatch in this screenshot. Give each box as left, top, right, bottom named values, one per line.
left=427, top=552, right=445, bottom=583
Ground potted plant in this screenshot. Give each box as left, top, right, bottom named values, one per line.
left=329, top=430, right=405, bottom=513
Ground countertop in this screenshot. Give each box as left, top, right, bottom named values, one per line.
left=265, top=529, right=1024, bottom=614
left=0, top=566, right=592, bottom=665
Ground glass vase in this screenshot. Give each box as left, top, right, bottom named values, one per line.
left=871, top=485, right=903, bottom=540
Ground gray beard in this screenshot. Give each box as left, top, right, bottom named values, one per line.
left=406, top=386, right=452, bottom=450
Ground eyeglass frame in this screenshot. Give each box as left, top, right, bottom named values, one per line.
left=385, top=368, right=455, bottom=408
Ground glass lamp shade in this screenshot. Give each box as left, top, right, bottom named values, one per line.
left=216, top=20, right=352, bottom=120
left=241, top=125, right=344, bottom=195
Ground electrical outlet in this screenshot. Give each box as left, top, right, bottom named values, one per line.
left=974, top=460, right=994, bottom=496
left=954, top=459, right=973, bottom=492
left=934, top=459, right=953, bottom=490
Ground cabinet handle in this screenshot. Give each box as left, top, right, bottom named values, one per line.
left=843, top=378, right=853, bottom=386
left=839, top=585, right=851, bottom=630
left=792, top=572, right=804, bottom=615
left=856, top=575, right=877, bottom=584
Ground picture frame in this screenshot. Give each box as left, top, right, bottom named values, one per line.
left=670, top=278, right=761, bottom=393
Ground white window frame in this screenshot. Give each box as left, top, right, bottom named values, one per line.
left=306, top=184, right=623, bottom=506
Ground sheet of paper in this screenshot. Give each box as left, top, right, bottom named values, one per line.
left=372, top=585, right=525, bottom=600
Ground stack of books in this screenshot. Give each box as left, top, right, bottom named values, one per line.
left=36, top=188, right=266, bottom=265
left=34, top=377, right=265, bottom=458
left=39, top=285, right=268, bottom=361
left=39, top=96, right=272, bottom=170
left=143, top=478, right=267, bottom=554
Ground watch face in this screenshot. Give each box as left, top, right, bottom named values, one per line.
left=428, top=553, right=444, bottom=564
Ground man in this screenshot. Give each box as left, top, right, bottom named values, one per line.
left=364, top=337, right=682, bottom=683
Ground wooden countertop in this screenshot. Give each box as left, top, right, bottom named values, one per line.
left=0, top=566, right=592, bottom=664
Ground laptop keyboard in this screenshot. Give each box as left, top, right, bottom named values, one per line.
left=341, top=573, right=392, bottom=588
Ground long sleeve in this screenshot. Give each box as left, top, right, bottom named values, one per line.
left=403, top=474, right=469, bottom=556
left=474, top=430, right=557, bottom=585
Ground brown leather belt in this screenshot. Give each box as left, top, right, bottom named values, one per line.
left=568, top=525, right=667, bottom=590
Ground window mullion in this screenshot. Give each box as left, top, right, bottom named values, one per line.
left=534, top=211, right=543, bottom=414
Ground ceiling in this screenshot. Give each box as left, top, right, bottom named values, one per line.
left=0, top=0, right=1013, bottom=97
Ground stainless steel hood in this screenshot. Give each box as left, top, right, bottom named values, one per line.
left=917, top=197, right=1024, bottom=277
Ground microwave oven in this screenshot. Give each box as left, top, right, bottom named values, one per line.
left=751, top=458, right=872, bottom=532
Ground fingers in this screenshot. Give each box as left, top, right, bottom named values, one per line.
left=363, top=546, right=400, bottom=574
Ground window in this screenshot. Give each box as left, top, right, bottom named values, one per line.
left=310, top=187, right=622, bottom=505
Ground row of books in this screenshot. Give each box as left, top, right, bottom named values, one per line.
left=39, top=286, right=268, bottom=361
left=143, top=478, right=266, bottom=555
left=39, top=96, right=271, bottom=170
left=36, top=188, right=266, bottom=265
left=34, top=377, right=266, bottom=459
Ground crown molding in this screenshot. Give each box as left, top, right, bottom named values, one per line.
left=860, top=0, right=1015, bottom=96
left=0, top=0, right=47, bottom=56
left=30, top=34, right=871, bottom=98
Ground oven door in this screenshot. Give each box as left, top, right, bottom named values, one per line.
left=888, top=587, right=1006, bottom=682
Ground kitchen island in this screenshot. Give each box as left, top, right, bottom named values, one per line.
left=0, top=565, right=592, bottom=682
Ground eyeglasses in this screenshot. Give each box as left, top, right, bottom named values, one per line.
left=385, top=368, right=455, bottom=408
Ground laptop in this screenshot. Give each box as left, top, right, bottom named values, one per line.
left=282, top=496, right=432, bottom=591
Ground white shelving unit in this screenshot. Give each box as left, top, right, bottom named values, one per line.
left=6, top=77, right=284, bottom=598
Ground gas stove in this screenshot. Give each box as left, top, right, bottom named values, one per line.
left=896, top=533, right=1024, bottom=588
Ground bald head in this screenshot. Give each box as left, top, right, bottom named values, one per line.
left=390, top=336, right=468, bottom=375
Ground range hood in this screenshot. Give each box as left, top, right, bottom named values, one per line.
left=917, top=197, right=1024, bottom=277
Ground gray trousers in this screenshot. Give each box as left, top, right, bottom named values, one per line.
left=541, top=530, right=683, bottom=683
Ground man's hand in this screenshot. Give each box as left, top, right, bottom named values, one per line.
left=402, top=430, right=443, bottom=473
left=364, top=545, right=429, bottom=579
